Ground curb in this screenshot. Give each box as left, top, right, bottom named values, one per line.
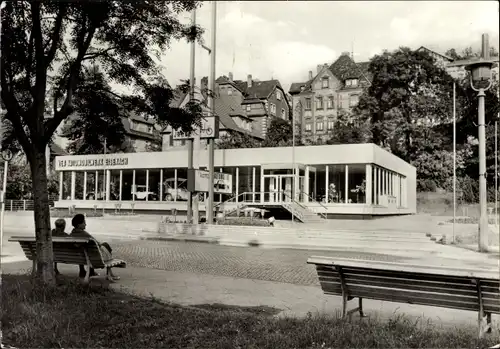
left=144, top=236, right=220, bottom=244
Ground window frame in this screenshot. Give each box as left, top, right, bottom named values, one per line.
left=322, top=77, right=329, bottom=89
left=316, top=121, right=324, bottom=131
left=316, top=96, right=323, bottom=110
left=305, top=98, right=312, bottom=110
left=305, top=122, right=312, bottom=132
left=327, top=96, right=334, bottom=109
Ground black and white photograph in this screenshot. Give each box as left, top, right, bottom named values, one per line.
left=0, top=1, right=499, bottom=348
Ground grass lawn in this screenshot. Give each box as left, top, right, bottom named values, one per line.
left=2, top=274, right=498, bottom=349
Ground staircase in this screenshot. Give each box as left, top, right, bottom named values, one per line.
left=281, top=201, right=325, bottom=223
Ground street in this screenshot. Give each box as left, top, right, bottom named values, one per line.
left=112, top=240, right=417, bottom=286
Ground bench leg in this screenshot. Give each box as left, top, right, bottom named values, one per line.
left=359, top=298, right=366, bottom=318
left=31, top=259, right=37, bottom=279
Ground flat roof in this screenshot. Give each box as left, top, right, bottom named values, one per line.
left=55, top=143, right=415, bottom=176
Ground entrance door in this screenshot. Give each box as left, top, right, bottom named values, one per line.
left=264, top=175, right=294, bottom=203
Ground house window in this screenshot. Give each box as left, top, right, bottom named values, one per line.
left=327, top=120, right=335, bottom=130
left=276, top=90, right=282, bottom=100
left=316, top=97, right=323, bottom=109
left=246, top=105, right=251, bottom=112
left=148, top=126, right=153, bottom=133
left=322, top=77, right=329, bottom=88
left=349, top=95, right=359, bottom=107
left=327, top=96, right=334, bottom=109
left=305, top=98, right=312, bottom=110
left=316, top=121, right=324, bottom=131
left=305, top=122, right=312, bottom=132
left=228, top=88, right=233, bottom=95
left=270, top=103, right=276, bottom=115
left=281, top=108, right=285, bottom=118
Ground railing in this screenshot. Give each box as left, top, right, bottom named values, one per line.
left=298, top=191, right=328, bottom=219
left=0, top=199, right=55, bottom=211
left=213, top=191, right=326, bottom=221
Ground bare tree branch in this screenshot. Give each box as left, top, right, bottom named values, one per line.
left=30, top=1, right=47, bottom=137
left=44, top=24, right=97, bottom=142
left=45, top=4, right=67, bottom=68
left=82, top=46, right=118, bottom=61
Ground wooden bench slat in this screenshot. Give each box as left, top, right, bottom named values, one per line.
left=350, top=286, right=481, bottom=311
left=316, top=266, right=500, bottom=290
left=309, top=256, right=499, bottom=281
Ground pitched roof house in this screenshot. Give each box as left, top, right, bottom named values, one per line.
left=288, top=52, right=372, bottom=144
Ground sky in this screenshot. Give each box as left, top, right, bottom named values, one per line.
left=159, top=1, right=500, bottom=93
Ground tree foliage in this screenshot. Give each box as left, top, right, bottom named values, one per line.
left=1, top=0, right=205, bottom=284
left=325, top=110, right=369, bottom=145
left=355, top=47, right=456, bottom=162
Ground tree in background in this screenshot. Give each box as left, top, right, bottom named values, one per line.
left=355, top=47, right=455, bottom=162
left=216, top=130, right=260, bottom=150
left=325, top=110, right=369, bottom=145
left=262, top=118, right=294, bottom=147
left=1, top=1, right=205, bottom=284
left=61, top=65, right=130, bottom=154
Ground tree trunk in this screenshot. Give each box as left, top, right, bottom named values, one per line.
left=30, top=146, right=55, bottom=285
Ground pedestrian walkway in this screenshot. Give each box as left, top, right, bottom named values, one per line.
left=1, top=261, right=495, bottom=333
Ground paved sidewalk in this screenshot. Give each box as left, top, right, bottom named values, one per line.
left=2, top=261, right=497, bottom=333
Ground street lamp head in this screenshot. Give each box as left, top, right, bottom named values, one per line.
left=465, top=58, right=496, bottom=91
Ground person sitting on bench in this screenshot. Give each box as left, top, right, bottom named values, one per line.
left=69, top=214, right=120, bottom=282
left=51, top=218, right=68, bottom=276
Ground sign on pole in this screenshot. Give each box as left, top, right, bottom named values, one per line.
left=188, top=169, right=232, bottom=194
left=172, top=116, right=219, bottom=140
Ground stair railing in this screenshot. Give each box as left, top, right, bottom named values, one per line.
left=297, top=191, right=328, bottom=219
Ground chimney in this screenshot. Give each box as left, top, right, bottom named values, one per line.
left=228, top=72, right=233, bottom=81
left=247, top=74, right=252, bottom=88
left=308, top=70, right=313, bottom=80
left=317, top=64, right=322, bottom=73
left=341, top=51, right=350, bottom=56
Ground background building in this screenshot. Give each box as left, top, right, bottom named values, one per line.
left=289, top=52, right=372, bottom=144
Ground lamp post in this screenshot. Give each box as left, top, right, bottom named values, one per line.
left=464, top=33, right=496, bottom=252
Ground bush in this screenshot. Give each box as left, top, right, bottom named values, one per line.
left=217, top=217, right=270, bottom=226
left=417, top=179, right=437, bottom=192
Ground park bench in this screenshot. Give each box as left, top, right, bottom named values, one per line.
left=307, top=256, right=500, bottom=339
left=9, top=236, right=126, bottom=284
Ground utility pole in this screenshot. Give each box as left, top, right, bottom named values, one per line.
left=206, top=1, right=217, bottom=225
left=187, top=9, right=196, bottom=224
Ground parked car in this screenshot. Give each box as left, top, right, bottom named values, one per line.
left=132, top=185, right=157, bottom=201
left=163, top=178, right=203, bottom=201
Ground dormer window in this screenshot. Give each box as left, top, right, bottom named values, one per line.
left=228, top=87, right=233, bottom=95
left=322, top=77, right=329, bottom=88
left=345, top=79, right=358, bottom=87
left=276, top=90, right=282, bottom=100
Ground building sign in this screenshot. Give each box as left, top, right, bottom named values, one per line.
left=172, top=116, right=219, bottom=140
left=188, top=169, right=232, bottom=194
left=57, top=157, right=128, bottom=169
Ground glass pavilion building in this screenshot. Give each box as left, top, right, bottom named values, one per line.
left=54, top=143, right=416, bottom=218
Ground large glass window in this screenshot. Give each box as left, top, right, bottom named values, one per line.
left=109, top=170, right=121, bottom=201
left=61, top=172, right=71, bottom=200
left=148, top=169, right=162, bottom=201
left=74, top=172, right=85, bottom=200
left=121, top=170, right=134, bottom=201
left=328, top=165, right=345, bottom=203
left=347, top=164, right=366, bottom=203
